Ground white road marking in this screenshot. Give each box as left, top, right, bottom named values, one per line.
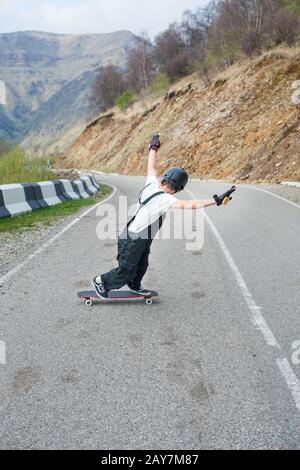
left=277, top=358, right=300, bottom=411
left=0, top=340, right=6, bottom=365
left=206, top=213, right=280, bottom=349
left=186, top=189, right=280, bottom=348
left=0, top=183, right=117, bottom=286
left=2, top=170, right=300, bottom=412
left=246, top=185, right=300, bottom=209
left=187, top=187, right=300, bottom=412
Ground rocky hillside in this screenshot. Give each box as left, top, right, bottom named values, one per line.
left=59, top=47, right=300, bottom=183
left=0, top=30, right=138, bottom=152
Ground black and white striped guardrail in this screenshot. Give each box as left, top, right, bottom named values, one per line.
left=0, top=174, right=100, bottom=218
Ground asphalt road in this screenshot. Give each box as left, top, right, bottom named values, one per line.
left=0, top=173, right=299, bottom=450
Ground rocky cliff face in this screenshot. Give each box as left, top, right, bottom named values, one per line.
left=59, top=48, right=300, bottom=183
left=0, top=30, right=138, bottom=151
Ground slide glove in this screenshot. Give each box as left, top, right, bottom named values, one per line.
left=213, top=186, right=236, bottom=206
left=149, top=135, right=161, bottom=152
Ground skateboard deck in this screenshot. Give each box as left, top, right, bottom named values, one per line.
left=78, top=290, right=158, bottom=307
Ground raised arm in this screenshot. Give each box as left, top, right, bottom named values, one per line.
left=148, top=149, right=157, bottom=177
left=147, top=135, right=161, bottom=177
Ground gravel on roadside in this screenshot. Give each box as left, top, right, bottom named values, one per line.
left=0, top=191, right=106, bottom=279
left=0, top=224, right=54, bottom=278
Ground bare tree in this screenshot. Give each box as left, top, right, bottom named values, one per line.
left=180, top=9, right=207, bottom=48
left=209, top=0, right=276, bottom=59
left=164, top=50, right=193, bottom=80
left=89, top=0, right=300, bottom=106
left=90, top=65, right=125, bottom=112
left=271, top=8, right=300, bottom=45
left=153, top=26, right=186, bottom=71
left=126, top=40, right=155, bottom=93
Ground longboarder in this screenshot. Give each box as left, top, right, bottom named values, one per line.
left=92, top=135, right=236, bottom=298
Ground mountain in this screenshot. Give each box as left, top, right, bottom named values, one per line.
left=0, top=30, right=139, bottom=152
left=58, top=47, right=300, bottom=183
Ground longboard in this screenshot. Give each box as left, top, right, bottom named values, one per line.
left=78, top=290, right=158, bottom=307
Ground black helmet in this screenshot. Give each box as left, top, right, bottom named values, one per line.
left=163, top=167, right=189, bottom=192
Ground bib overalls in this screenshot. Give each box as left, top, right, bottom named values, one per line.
left=101, top=185, right=165, bottom=292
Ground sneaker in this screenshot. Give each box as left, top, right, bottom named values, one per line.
left=92, top=276, right=109, bottom=299
left=128, top=285, right=151, bottom=296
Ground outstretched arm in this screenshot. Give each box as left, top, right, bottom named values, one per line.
left=147, top=135, right=161, bottom=178
left=172, top=186, right=237, bottom=209
left=172, top=199, right=216, bottom=209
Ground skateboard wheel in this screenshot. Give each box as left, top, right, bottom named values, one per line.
left=146, top=298, right=153, bottom=306
left=85, top=299, right=93, bottom=307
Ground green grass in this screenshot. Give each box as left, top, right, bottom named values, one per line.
left=0, top=184, right=112, bottom=233
left=116, top=90, right=136, bottom=110
left=150, top=73, right=171, bottom=96
left=0, top=146, right=55, bottom=184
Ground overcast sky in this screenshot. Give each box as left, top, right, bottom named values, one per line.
left=0, top=0, right=209, bottom=39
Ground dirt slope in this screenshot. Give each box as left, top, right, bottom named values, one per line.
left=59, top=47, right=300, bottom=183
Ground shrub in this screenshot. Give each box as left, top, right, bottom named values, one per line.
left=115, top=90, right=136, bottom=110
left=150, top=73, right=170, bottom=95
left=163, top=49, right=193, bottom=81
left=0, top=141, right=14, bottom=156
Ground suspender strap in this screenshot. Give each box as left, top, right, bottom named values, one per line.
left=138, top=184, right=164, bottom=205
left=127, top=185, right=165, bottom=231
left=140, top=191, right=164, bottom=206
left=138, top=184, right=151, bottom=204
left=147, top=213, right=164, bottom=239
